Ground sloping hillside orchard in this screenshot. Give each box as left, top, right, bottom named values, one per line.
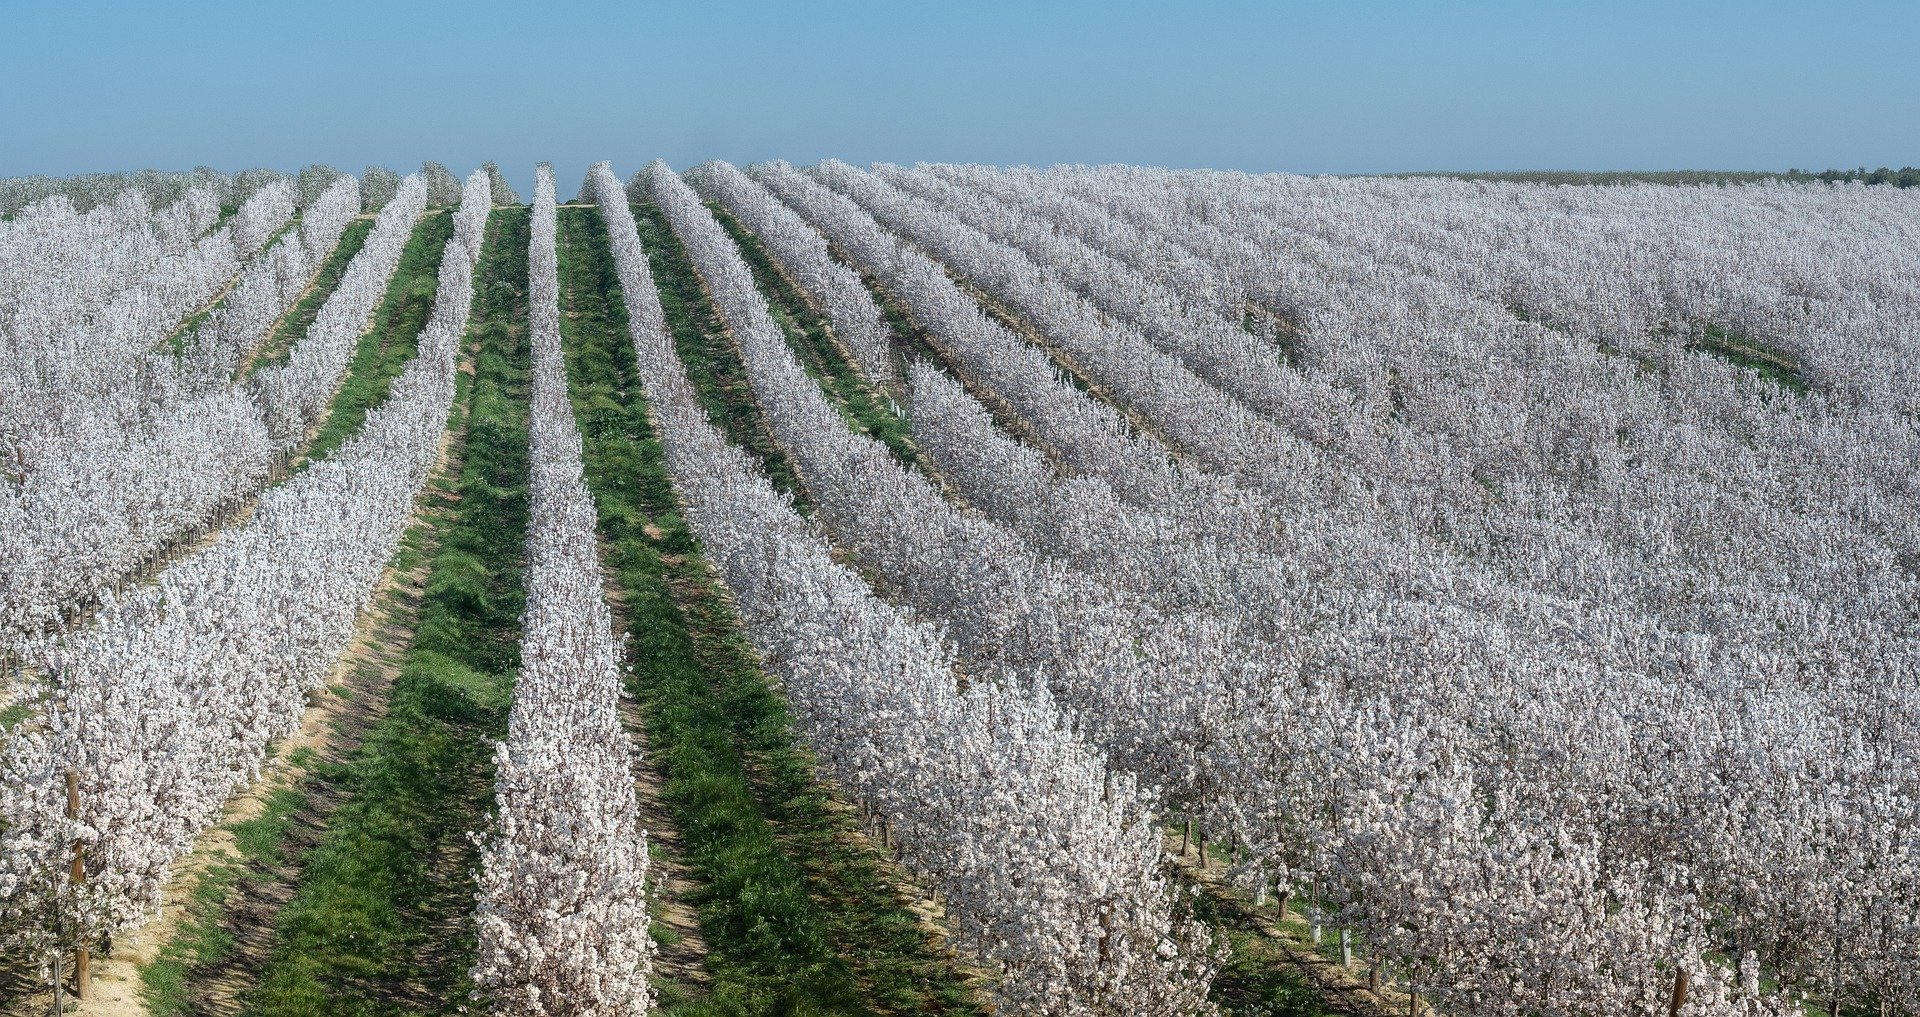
left=0, top=159, right=1915, bottom=1017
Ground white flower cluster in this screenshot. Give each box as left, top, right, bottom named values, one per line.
left=743, top=161, right=1874, bottom=1015
left=470, top=165, right=655, bottom=1015
left=805, top=161, right=1340, bottom=517
left=597, top=161, right=1218, bottom=1016
left=0, top=185, right=220, bottom=356
left=953, top=163, right=1920, bottom=1006
left=0, top=170, right=489, bottom=969
left=0, top=176, right=425, bottom=646
left=5, top=181, right=292, bottom=384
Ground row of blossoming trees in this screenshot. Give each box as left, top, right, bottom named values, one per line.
left=0, top=160, right=497, bottom=651
left=470, top=165, right=656, bottom=1014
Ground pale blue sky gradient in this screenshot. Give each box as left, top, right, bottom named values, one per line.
left=4, top=0, right=1914, bottom=195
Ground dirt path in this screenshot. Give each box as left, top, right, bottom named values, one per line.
left=617, top=696, right=712, bottom=989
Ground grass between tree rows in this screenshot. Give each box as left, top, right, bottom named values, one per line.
left=139, top=772, right=311, bottom=1014
left=135, top=210, right=523, bottom=1015
left=300, top=212, right=457, bottom=462
left=242, top=217, right=376, bottom=377
left=629, top=199, right=811, bottom=509
left=558, top=205, right=983, bottom=1016
left=236, top=206, right=532, bottom=1016
left=709, top=203, right=920, bottom=469
left=1687, top=323, right=1809, bottom=395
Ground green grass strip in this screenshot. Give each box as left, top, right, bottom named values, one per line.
left=301, top=213, right=456, bottom=462
left=243, top=217, right=375, bottom=377
left=1190, top=891, right=1335, bottom=1017
left=629, top=199, right=809, bottom=509
left=163, top=214, right=305, bottom=356
left=140, top=780, right=310, bottom=1015
left=709, top=204, right=920, bottom=470
left=559, top=206, right=982, bottom=1017
left=1689, top=323, right=1809, bottom=396
left=240, top=207, right=531, bottom=1017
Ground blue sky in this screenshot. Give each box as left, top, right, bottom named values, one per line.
left=4, top=0, right=1913, bottom=195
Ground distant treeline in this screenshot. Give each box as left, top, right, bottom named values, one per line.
left=1395, top=167, right=1919, bottom=187
left=1785, top=166, right=1920, bottom=187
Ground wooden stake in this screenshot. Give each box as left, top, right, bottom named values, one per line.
left=1668, top=967, right=1690, bottom=1017
left=66, top=769, right=88, bottom=1000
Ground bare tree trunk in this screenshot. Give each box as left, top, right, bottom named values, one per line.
left=66, top=769, right=88, bottom=1000
left=1829, top=893, right=1841, bottom=1017
left=1180, top=819, right=1190, bottom=855
left=1369, top=955, right=1382, bottom=991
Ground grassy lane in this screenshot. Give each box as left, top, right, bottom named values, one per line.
left=164, top=215, right=305, bottom=356
left=1688, top=323, right=1809, bottom=395
left=710, top=204, right=919, bottom=469
left=239, top=207, right=532, bottom=1017
left=242, top=216, right=376, bottom=376
left=630, top=199, right=809, bottom=508
left=559, top=206, right=982, bottom=1017
left=134, top=216, right=507, bottom=1014
left=300, top=212, right=457, bottom=462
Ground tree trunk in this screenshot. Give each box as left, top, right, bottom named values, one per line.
left=1276, top=886, right=1291, bottom=919
left=1198, top=834, right=1208, bottom=868
left=1341, top=928, right=1352, bottom=966
left=66, top=769, right=88, bottom=1000
left=1181, top=819, right=1190, bottom=855
left=1370, top=956, right=1382, bottom=991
